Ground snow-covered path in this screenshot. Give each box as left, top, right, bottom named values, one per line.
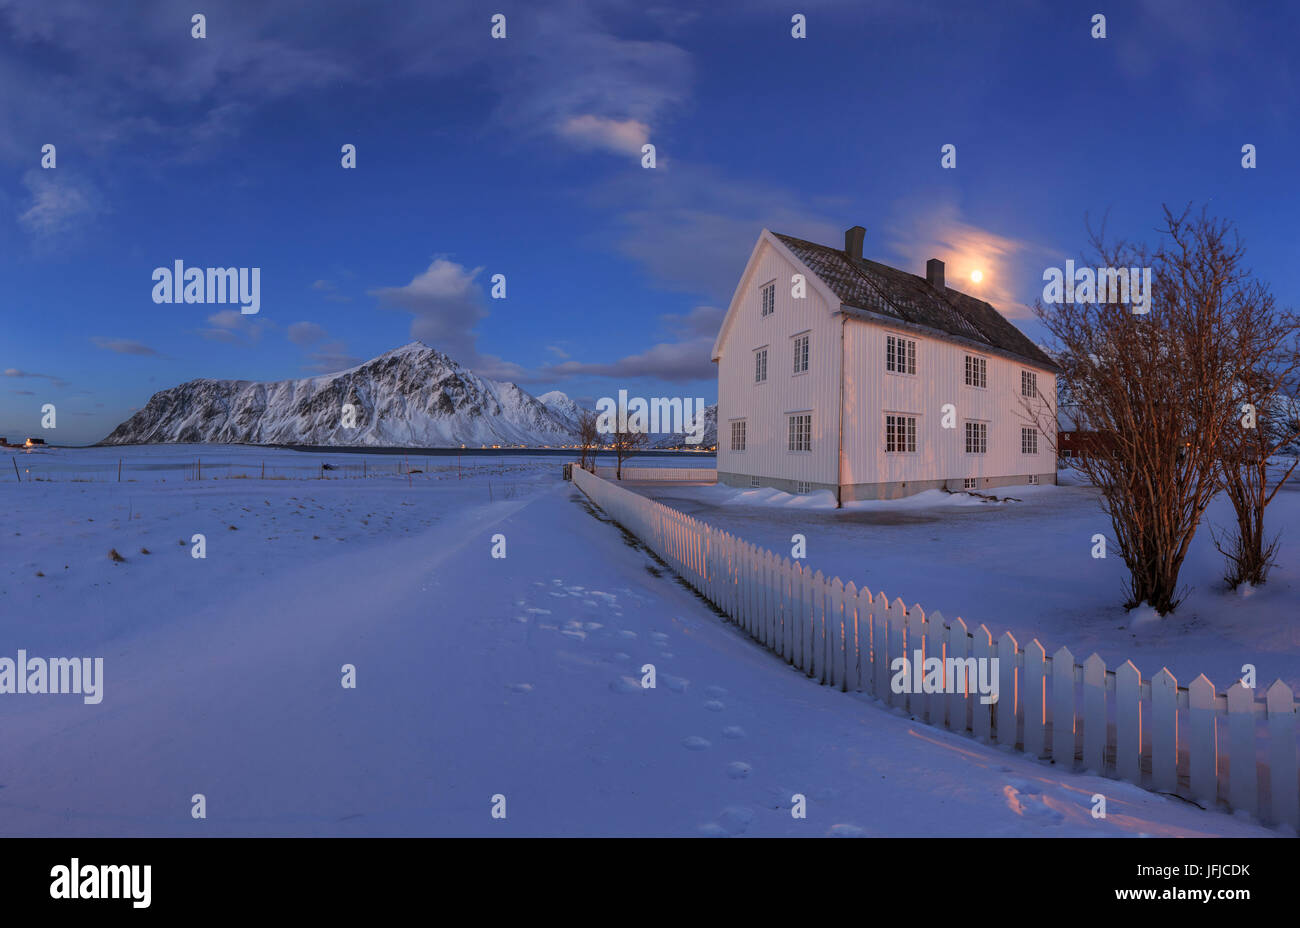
left=0, top=478, right=1279, bottom=836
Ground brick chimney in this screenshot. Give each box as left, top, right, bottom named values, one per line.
left=843, top=226, right=865, bottom=261
left=926, top=258, right=945, bottom=290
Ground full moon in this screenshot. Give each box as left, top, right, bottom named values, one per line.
left=970, top=270, right=984, bottom=283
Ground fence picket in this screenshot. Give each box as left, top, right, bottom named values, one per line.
left=1051, top=646, right=1075, bottom=768
left=1115, top=661, right=1142, bottom=784
left=1267, top=681, right=1298, bottom=827
left=1083, top=653, right=1107, bottom=774
left=997, top=632, right=1018, bottom=748
left=856, top=585, right=873, bottom=693
left=1023, top=640, right=1047, bottom=759
left=1151, top=668, right=1179, bottom=794
left=926, top=611, right=947, bottom=725
left=843, top=581, right=859, bottom=692
left=907, top=605, right=926, bottom=718
left=946, top=616, right=969, bottom=732
left=1188, top=674, right=1218, bottom=805
left=972, top=625, right=993, bottom=741
left=889, top=598, right=907, bottom=707
left=1226, top=682, right=1256, bottom=817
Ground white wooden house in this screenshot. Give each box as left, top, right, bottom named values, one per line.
left=711, top=226, right=1058, bottom=503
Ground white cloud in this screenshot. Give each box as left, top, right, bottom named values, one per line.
left=558, top=115, right=650, bottom=155
left=17, top=169, right=101, bottom=240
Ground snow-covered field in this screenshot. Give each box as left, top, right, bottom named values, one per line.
left=628, top=471, right=1300, bottom=699
left=0, top=446, right=1280, bottom=836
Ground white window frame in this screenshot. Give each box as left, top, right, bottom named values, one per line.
left=1021, top=427, right=1038, bottom=455
left=962, top=477, right=977, bottom=490
left=754, top=346, right=768, bottom=384
left=760, top=280, right=776, bottom=318
left=965, top=420, right=988, bottom=455
left=1021, top=370, right=1038, bottom=398
left=730, top=418, right=747, bottom=452
left=795, top=480, right=812, bottom=495
left=1028, top=474, right=1040, bottom=485
left=964, top=354, right=987, bottom=389
left=750, top=475, right=761, bottom=488
left=884, top=412, right=918, bottom=454
left=787, top=411, right=812, bottom=453
left=792, top=331, right=810, bottom=375
left=886, top=333, right=917, bottom=375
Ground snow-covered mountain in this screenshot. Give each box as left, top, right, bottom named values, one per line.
left=536, top=390, right=583, bottom=432
left=101, top=342, right=578, bottom=447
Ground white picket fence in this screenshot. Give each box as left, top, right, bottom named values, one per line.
left=593, top=465, right=717, bottom=483
left=572, top=466, right=1300, bottom=829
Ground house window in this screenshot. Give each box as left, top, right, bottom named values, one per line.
left=750, top=475, right=761, bottom=488
left=1028, top=474, right=1040, bottom=485
left=885, top=414, right=917, bottom=453
left=792, top=332, right=810, bottom=374
left=963, top=477, right=977, bottom=490
left=795, top=480, right=812, bottom=494
left=788, top=413, right=812, bottom=452
left=1021, top=370, right=1038, bottom=398
left=760, top=281, right=775, bottom=317
left=965, top=421, right=988, bottom=454
left=1021, top=427, right=1038, bottom=455
left=730, top=419, right=747, bottom=452
left=964, top=355, right=987, bottom=388
left=754, top=347, right=768, bottom=383
left=886, top=334, right=917, bottom=374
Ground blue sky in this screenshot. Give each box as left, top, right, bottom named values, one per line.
left=2, top=0, right=1297, bottom=444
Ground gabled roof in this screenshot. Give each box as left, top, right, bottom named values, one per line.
left=773, top=232, right=1059, bottom=372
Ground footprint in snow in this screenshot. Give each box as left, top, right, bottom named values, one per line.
left=526, top=607, right=551, bottom=615
left=610, top=676, right=644, bottom=694
left=508, top=683, right=533, bottom=694
left=617, top=630, right=638, bottom=639
left=722, top=726, right=746, bottom=740
left=682, top=736, right=711, bottom=750
left=1003, top=783, right=1064, bottom=824
left=663, top=675, right=689, bottom=693
left=703, top=700, right=725, bottom=712
left=726, top=761, right=752, bottom=779
left=715, top=806, right=755, bottom=835
left=704, top=685, right=728, bottom=698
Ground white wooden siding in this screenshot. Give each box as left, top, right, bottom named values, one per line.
left=841, top=318, right=1056, bottom=486
left=716, top=238, right=841, bottom=485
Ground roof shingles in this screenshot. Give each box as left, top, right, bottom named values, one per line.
left=774, top=232, right=1057, bottom=371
